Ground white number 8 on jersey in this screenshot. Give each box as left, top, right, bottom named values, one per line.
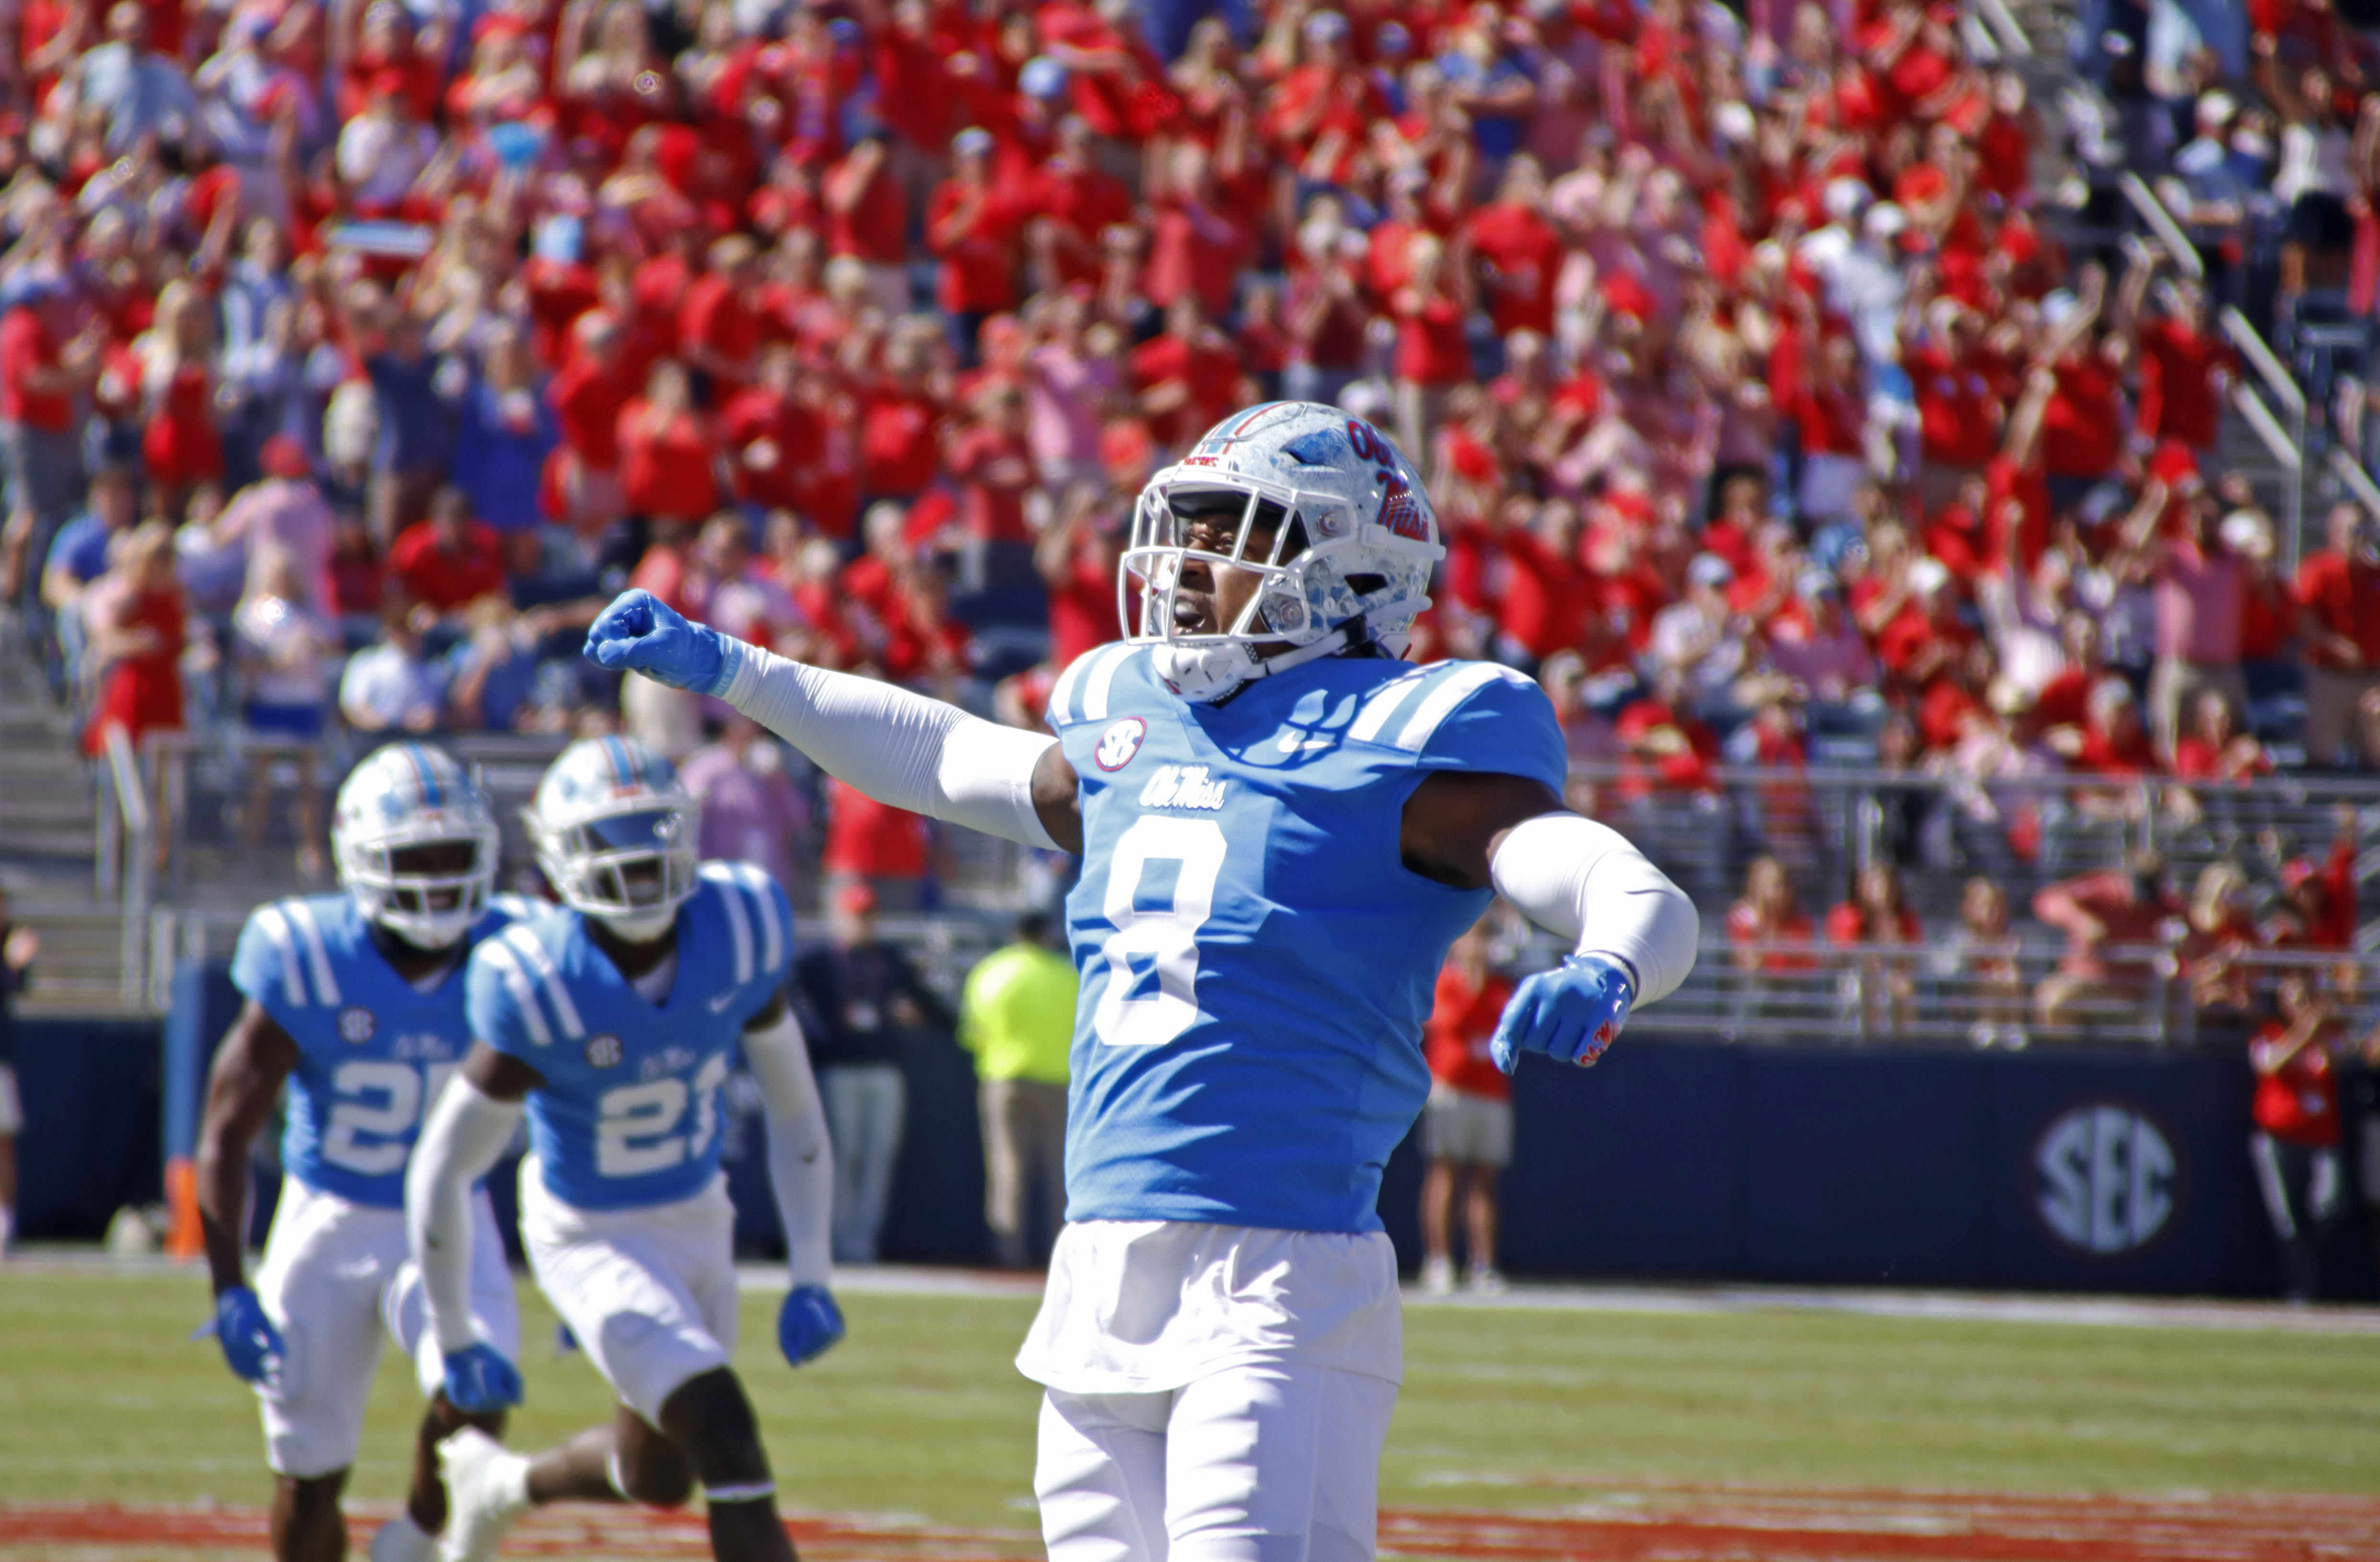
left=1093, top=815, right=1227, bottom=1048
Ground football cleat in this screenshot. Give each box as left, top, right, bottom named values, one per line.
left=437, top=1428, right=530, bottom=1562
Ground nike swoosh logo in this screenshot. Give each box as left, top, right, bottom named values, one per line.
left=709, top=992, right=738, bottom=1013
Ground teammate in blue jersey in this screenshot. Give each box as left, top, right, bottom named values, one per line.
left=403, top=734, right=840, bottom=1562
left=195, top=744, right=538, bottom=1562
left=585, top=400, right=1701, bottom=1562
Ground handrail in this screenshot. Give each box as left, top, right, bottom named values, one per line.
left=2120, top=173, right=2204, bottom=279
left=1563, top=759, right=2380, bottom=799
left=2332, top=445, right=2380, bottom=524
left=2222, top=306, right=2309, bottom=417
left=101, top=723, right=152, bottom=1004
left=2231, top=383, right=2305, bottom=471
left=1970, top=0, right=2032, bottom=58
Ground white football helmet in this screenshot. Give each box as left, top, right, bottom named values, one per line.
left=525, top=735, right=700, bottom=938
left=1124, top=401, right=1444, bottom=700
left=332, top=743, right=502, bottom=950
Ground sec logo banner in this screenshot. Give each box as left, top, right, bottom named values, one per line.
left=1096, top=717, right=1148, bottom=771
left=2034, top=1104, right=2177, bottom=1255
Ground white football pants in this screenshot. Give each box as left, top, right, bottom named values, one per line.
left=1035, top=1362, right=1398, bottom=1562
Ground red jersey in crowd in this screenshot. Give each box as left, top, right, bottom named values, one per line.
left=1423, top=962, right=1515, bottom=1102
left=2250, top=1024, right=2340, bottom=1147
left=387, top=520, right=506, bottom=611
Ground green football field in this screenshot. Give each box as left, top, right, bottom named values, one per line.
left=6, top=1261, right=2380, bottom=1532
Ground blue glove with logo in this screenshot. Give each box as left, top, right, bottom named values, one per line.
left=199, top=1286, right=285, bottom=1384
left=440, top=1342, right=525, bottom=1414
left=583, top=588, right=737, bottom=696
left=778, top=1284, right=846, bottom=1367
left=1490, top=954, right=1637, bottom=1074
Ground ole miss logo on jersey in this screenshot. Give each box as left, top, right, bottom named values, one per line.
left=1096, top=718, right=1148, bottom=771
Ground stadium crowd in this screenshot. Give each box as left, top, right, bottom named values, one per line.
left=3, top=0, right=2380, bottom=1000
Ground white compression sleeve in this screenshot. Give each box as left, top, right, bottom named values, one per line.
left=740, top=1008, right=834, bottom=1290
left=1489, top=812, right=1700, bottom=1004
left=404, top=1075, right=524, bottom=1353
left=719, top=642, right=1061, bottom=851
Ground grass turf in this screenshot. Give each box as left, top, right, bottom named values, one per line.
left=3, top=1265, right=2379, bottom=1526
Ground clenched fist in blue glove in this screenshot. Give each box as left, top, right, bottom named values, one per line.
left=583, top=589, right=739, bottom=696
left=201, top=1286, right=286, bottom=1384
left=778, top=1284, right=845, bottom=1367
left=440, top=1341, right=525, bottom=1414
left=1490, top=953, right=1637, bottom=1074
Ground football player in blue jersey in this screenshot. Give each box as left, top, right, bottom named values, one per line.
left=195, top=744, right=541, bottom=1562
left=583, top=401, right=1700, bottom=1562
left=403, top=735, right=840, bottom=1562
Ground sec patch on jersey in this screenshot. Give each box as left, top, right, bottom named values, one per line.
left=1095, top=717, right=1147, bottom=771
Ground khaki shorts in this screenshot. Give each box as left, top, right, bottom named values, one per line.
left=1422, top=1083, right=1513, bottom=1167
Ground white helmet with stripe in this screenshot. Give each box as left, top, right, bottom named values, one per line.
left=1124, top=400, right=1443, bottom=701
left=525, top=734, right=700, bottom=940
left=331, top=742, right=502, bottom=950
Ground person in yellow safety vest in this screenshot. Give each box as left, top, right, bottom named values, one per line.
left=959, top=910, right=1078, bottom=1269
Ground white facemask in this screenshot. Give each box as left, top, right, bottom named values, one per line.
left=596, top=906, right=678, bottom=943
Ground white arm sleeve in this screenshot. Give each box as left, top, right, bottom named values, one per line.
left=1489, top=812, right=1700, bottom=1004
left=719, top=642, right=1062, bottom=851
left=404, top=1075, right=525, bottom=1354
left=740, top=1008, right=834, bottom=1291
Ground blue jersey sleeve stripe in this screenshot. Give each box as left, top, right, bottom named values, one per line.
left=1047, top=650, right=1093, bottom=728
left=477, top=940, right=553, bottom=1047
left=1082, top=644, right=1137, bottom=721
left=501, top=924, right=586, bottom=1040
left=1394, top=663, right=1521, bottom=753
left=735, top=863, right=785, bottom=974
left=713, top=870, right=756, bottom=986
left=1347, top=666, right=1433, bottom=744
left=487, top=893, right=542, bottom=924
left=251, top=906, right=308, bottom=1007
left=282, top=900, right=343, bottom=1006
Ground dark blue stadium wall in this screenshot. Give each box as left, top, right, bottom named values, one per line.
left=28, top=963, right=2373, bottom=1300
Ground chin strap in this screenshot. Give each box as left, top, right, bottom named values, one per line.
left=1152, top=625, right=1357, bottom=704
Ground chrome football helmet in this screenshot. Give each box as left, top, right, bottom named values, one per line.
left=331, top=743, right=502, bottom=950
left=525, top=734, right=700, bottom=939
left=1124, top=401, right=1444, bottom=700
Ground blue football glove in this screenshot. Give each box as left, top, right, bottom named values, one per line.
left=199, top=1286, right=285, bottom=1385
left=583, top=588, right=736, bottom=696
left=778, top=1284, right=846, bottom=1367
left=1489, top=953, right=1637, bottom=1074
left=440, top=1342, right=525, bottom=1414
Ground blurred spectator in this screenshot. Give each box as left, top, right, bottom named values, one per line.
left=387, top=488, right=507, bottom=620
left=80, top=519, right=186, bottom=760
left=37, top=463, right=140, bottom=687
left=1827, top=863, right=1922, bottom=1034
left=72, top=3, right=198, bottom=153
left=1933, top=879, right=2026, bottom=1049
left=794, top=882, right=952, bottom=1265
left=957, top=909, right=1077, bottom=1269
left=2032, top=852, right=2187, bottom=1033
left=133, top=280, right=224, bottom=522
left=2294, top=504, right=2380, bottom=769
left=231, top=547, right=335, bottom=877
left=355, top=310, right=456, bottom=546
left=2249, top=974, right=2345, bottom=1302
left=0, top=886, right=34, bottom=1255
left=451, top=322, right=559, bottom=581
left=620, top=361, right=721, bottom=528
left=2, top=280, right=101, bottom=606
left=1419, top=913, right=1515, bottom=1296
left=338, top=603, right=446, bottom=734
left=218, top=437, right=337, bottom=623
left=681, top=716, right=809, bottom=890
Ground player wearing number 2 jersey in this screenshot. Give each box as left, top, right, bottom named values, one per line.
left=196, top=743, right=536, bottom=1562
left=585, top=400, right=1701, bottom=1562
left=405, top=735, right=841, bottom=1562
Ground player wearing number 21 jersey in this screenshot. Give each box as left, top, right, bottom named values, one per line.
left=406, top=735, right=841, bottom=1562
left=585, top=400, right=1701, bottom=1562
left=196, top=743, right=532, bottom=1562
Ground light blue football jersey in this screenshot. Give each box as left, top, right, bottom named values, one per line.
left=466, top=863, right=792, bottom=1211
left=1046, top=644, right=1569, bottom=1234
left=231, top=891, right=546, bottom=1208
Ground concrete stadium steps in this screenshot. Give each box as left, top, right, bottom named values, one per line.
left=0, top=662, right=95, bottom=867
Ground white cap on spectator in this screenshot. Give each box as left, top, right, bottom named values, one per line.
left=1823, top=178, right=1873, bottom=227
left=2041, top=289, right=2079, bottom=327
left=954, top=127, right=993, bottom=157
left=2219, top=511, right=2268, bottom=555
left=1907, top=557, right=1950, bottom=596
left=1020, top=56, right=1069, bottom=99
left=1795, top=567, right=1838, bottom=600
left=1714, top=101, right=1756, bottom=144
left=1687, top=553, right=1735, bottom=589
left=1306, top=10, right=1350, bottom=42
left=2197, top=90, right=2236, bottom=128
left=1864, top=202, right=1908, bottom=243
